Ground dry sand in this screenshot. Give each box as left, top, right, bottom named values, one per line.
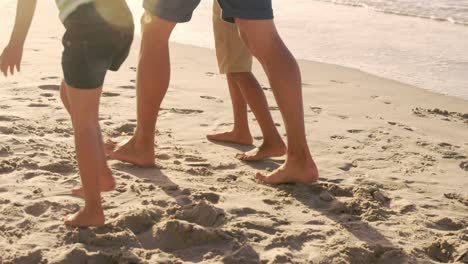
left=0, top=2, right=467, bottom=264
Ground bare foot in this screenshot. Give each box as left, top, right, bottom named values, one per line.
left=105, top=137, right=155, bottom=167
left=256, top=155, right=318, bottom=184
left=71, top=167, right=116, bottom=198
left=206, top=130, right=253, bottom=145
left=236, top=142, right=287, bottom=161
left=64, top=207, right=105, bottom=227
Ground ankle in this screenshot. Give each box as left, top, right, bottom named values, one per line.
left=231, top=127, right=251, bottom=138
left=286, top=148, right=312, bottom=161
left=133, top=130, right=155, bottom=149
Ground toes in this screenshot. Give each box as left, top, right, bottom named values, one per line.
left=255, top=172, right=267, bottom=182
left=63, top=215, right=74, bottom=225
left=235, top=153, right=247, bottom=161
left=71, top=187, right=85, bottom=198
left=104, top=140, right=117, bottom=150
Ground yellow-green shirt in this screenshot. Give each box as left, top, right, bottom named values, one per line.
left=55, top=0, right=94, bottom=22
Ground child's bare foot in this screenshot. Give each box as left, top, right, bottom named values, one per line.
left=71, top=167, right=116, bottom=198
left=64, top=208, right=105, bottom=227
left=236, top=141, right=287, bottom=161
left=256, top=155, right=318, bottom=184
left=206, top=130, right=253, bottom=145
left=105, top=138, right=155, bottom=167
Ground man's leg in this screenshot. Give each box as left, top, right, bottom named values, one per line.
left=236, top=19, right=318, bottom=184
left=107, top=14, right=176, bottom=166
left=230, top=72, right=286, bottom=161
left=207, top=73, right=253, bottom=145
left=64, top=85, right=106, bottom=227
left=209, top=0, right=284, bottom=159
left=60, top=80, right=115, bottom=197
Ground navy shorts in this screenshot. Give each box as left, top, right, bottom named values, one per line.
left=143, top=0, right=273, bottom=23
left=62, top=3, right=134, bottom=89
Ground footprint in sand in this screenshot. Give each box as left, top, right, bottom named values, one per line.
left=347, top=129, right=364, bottom=134
left=310, top=107, right=322, bottom=114
left=40, top=160, right=75, bottom=174
left=38, top=84, right=60, bottom=91
left=329, top=114, right=349, bottom=120
left=200, top=96, right=223, bottom=103
left=427, top=217, right=465, bottom=231
left=338, top=162, right=355, bottom=171
left=186, top=167, right=213, bottom=176
left=424, top=239, right=460, bottom=263
left=0, top=126, right=15, bottom=135
left=115, top=123, right=136, bottom=134
left=459, top=161, right=468, bottom=171
left=330, top=135, right=347, bottom=140
left=102, top=92, right=120, bottom=97
left=196, top=192, right=221, bottom=204
left=0, top=115, right=23, bottom=122
left=115, top=208, right=162, bottom=234
left=176, top=201, right=225, bottom=227
left=161, top=108, right=204, bottom=114
left=330, top=80, right=345, bottom=84
left=40, top=76, right=59, bottom=81
left=28, top=103, right=49, bottom=108
left=147, top=220, right=233, bottom=251
left=24, top=201, right=51, bottom=217
left=119, top=85, right=135, bottom=89
left=205, top=72, right=216, bottom=77
left=413, top=107, right=468, bottom=124
left=444, top=192, right=468, bottom=206
left=262, top=86, right=272, bottom=91
left=40, top=93, right=54, bottom=98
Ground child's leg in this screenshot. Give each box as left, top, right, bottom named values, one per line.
left=229, top=72, right=286, bottom=161
left=64, top=85, right=106, bottom=227
left=60, top=80, right=115, bottom=197
left=206, top=73, right=253, bottom=145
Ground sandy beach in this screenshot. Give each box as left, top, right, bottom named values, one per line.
left=1, top=1, right=467, bottom=264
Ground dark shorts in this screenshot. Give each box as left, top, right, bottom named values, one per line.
left=62, top=3, right=134, bottom=89
left=143, top=0, right=273, bottom=23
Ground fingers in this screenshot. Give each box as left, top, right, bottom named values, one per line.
left=0, top=55, right=6, bottom=77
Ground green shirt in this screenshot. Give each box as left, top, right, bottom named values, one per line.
left=55, top=0, right=94, bottom=22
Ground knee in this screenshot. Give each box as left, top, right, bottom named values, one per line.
left=237, top=21, right=279, bottom=61
left=142, top=14, right=176, bottom=43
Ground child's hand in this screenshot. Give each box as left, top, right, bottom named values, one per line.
left=0, top=42, right=23, bottom=77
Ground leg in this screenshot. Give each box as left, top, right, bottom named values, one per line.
left=64, top=85, right=107, bottom=227
left=207, top=73, right=253, bottom=145
left=60, top=80, right=115, bottom=197
left=106, top=14, right=176, bottom=166
left=230, top=72, right=286, bottom=161
left=236, top=19, right=318, bottom=184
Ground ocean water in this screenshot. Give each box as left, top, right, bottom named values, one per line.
left=317, top=0, right=468, bottom=26
left=129, top=0, right=468, bottom=100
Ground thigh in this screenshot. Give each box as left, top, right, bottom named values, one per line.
left=213, top=2, right=253, bottom=74
left=62, top=34, right=112, bottom=89
left=62, top=6, right=118, bottom=89
left=110, top=31, right=134, bottom=71
left=143, top=0, right=201, bottom=23
left=66, top=85, right=102, bottom=124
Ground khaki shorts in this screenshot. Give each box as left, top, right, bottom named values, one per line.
left=213, top=1, right=252, bottom=74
